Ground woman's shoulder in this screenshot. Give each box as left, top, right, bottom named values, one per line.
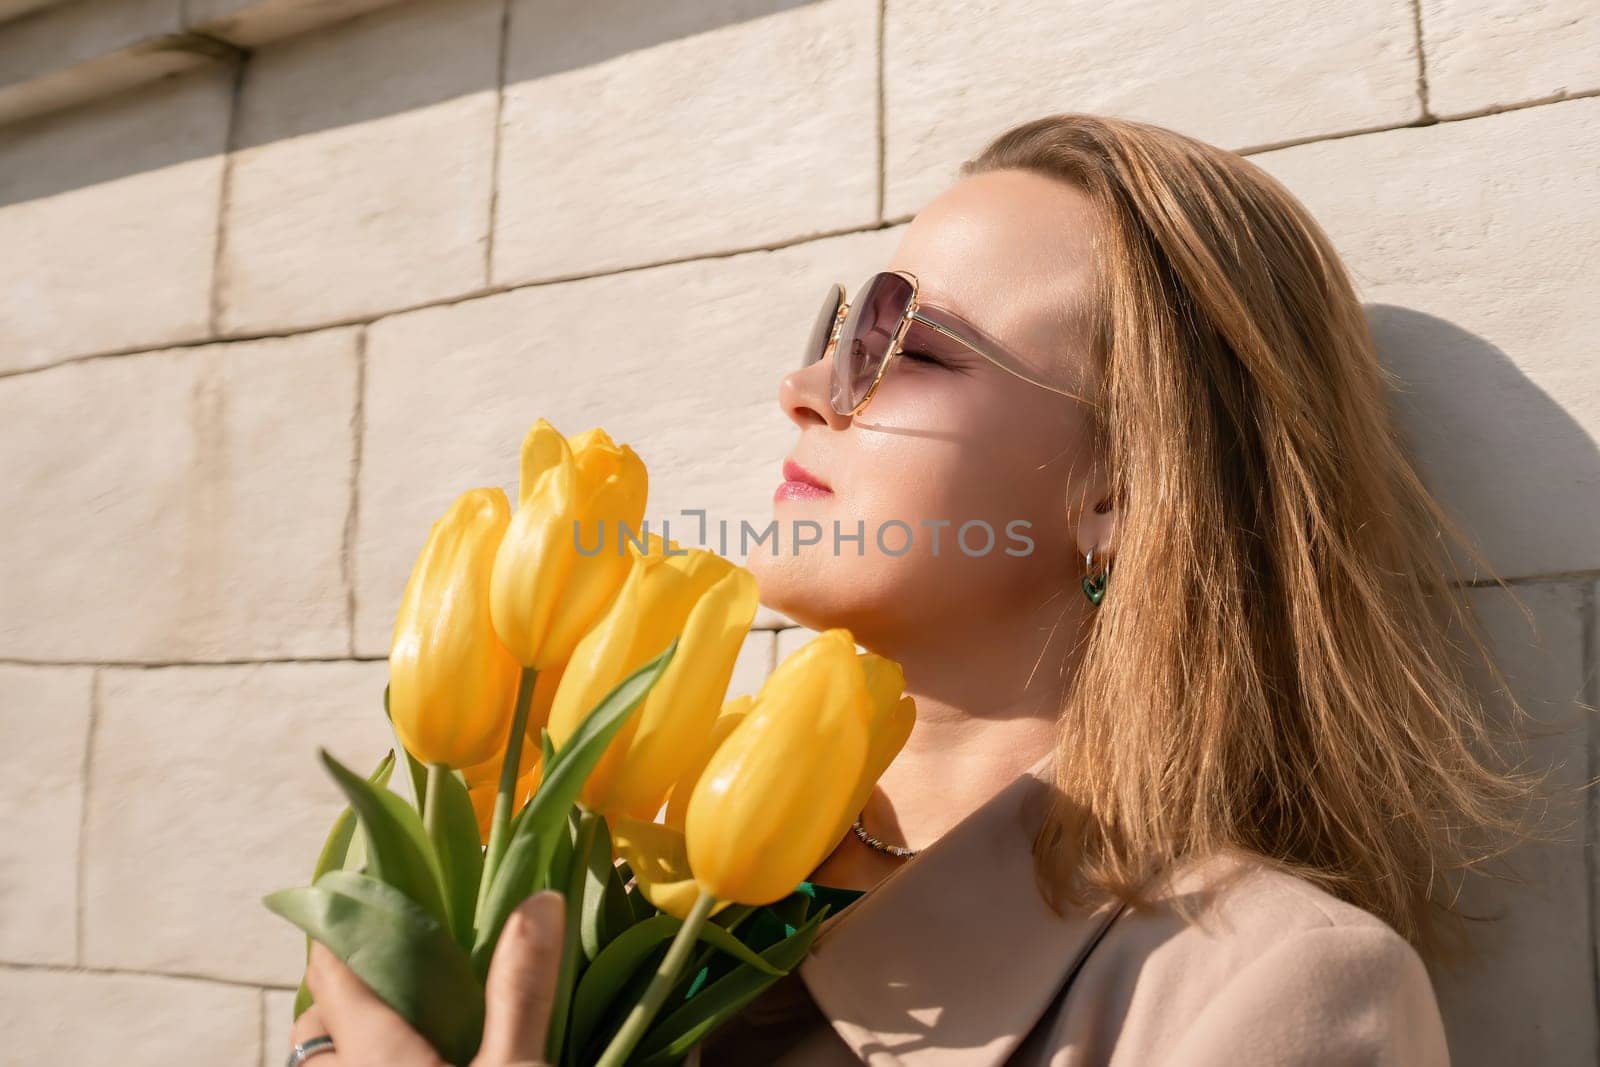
left=1141, top=845, right=1411, bottom=939
left=1059, top=847, right=1450, bottom=1065
left=1103, top=846, right=1432, bottom=981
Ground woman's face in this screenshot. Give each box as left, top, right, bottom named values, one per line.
left=750, top=169, right=1112, bottom=649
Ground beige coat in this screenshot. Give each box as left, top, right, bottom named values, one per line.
left=687, top=750, right=1450, bottom=1065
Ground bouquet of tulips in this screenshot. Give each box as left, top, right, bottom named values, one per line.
left=263, top=418, right=916, bottom=1066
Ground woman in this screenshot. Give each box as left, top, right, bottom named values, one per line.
left=286, top=113, right=1558, bottom=1066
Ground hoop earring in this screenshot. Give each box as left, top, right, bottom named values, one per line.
left=1082, top=545, right=1111, bottom=606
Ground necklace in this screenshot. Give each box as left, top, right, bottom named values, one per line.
left=851, top=814, right=920, bottom=858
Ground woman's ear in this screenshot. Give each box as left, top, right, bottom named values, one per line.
left=1068, top=480, right=1118, bottom=564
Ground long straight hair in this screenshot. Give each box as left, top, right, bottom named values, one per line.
left=960, top=113, right=1588, bottom=967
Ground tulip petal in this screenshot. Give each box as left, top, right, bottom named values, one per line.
left=685, top=630, right=871, bottom=905
left=625, top=542, right=726, bottom=654
left=565, top=426, right=621, bottom=485
left=609, top=814, right=731, bottom=921
left=389, top=488, right=523, bottom=769
left=516, top=418, right=571, bottom=508
left=534, top=434, right=648, bottom=664
left=664, top=695, right=751, bottom=830
left=609, top=565, right=759, bottom=819
left=535, top=523, right=632, bottom=668
left=825, top=692, right=917, bottom=852
left=491, top=455, right=581, bottom=669
left=546, top=560, right=650, bottom=811
left=856, top=652, right=907, bottom=720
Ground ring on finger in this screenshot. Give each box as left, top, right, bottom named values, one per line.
left=286, top=1034, right=336, bottom=1066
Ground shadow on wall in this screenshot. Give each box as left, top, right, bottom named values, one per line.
left=0, top=0, right=821, bottom=210
left=1370, top=303, right=1598, bottom=582
left=1370, top=304, right=1599, bottom=1065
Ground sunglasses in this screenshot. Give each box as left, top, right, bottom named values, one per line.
left=801, top=269, right=1086, bottom=416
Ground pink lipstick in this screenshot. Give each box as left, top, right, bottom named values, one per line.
left=775, top=458, right=832, bottom=502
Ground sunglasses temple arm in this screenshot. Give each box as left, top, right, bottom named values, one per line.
left=911, top=311, right=1089, bottom=403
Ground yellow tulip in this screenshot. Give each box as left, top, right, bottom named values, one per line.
left=610, top=629, right=915, bottom=918
left=607, top=808, right=736, bottom=921
left=547, top=533, right=759, bottom=820
left=490, top=419, right=648, bottom=670
left=388, top=488, right=522, bottom=769
left=663, top=694, right=751, bottom=830
left=819, top=653, right=916, bottom=853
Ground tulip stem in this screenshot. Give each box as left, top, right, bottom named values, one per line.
left=421, top=761, right=447, bottom=841
left=594, top=887, right=718, bottom=1067
left=545, top=806, right=601, bottom=1066
left=475, top=665, right=539, bottom=922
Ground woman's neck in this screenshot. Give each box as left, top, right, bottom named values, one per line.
left=812, top=589, right=1090, bottom=887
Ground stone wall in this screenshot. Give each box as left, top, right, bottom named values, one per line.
left=0, top=0, right=1595, bottom=1063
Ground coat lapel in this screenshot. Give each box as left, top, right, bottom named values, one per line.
left=798, top=750, right=1129, bottom=1066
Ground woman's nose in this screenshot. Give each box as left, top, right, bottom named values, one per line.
left=779, top=356, right=851, bottom=430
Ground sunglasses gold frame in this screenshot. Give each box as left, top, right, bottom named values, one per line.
left=809, top=268, right=1088, bottom=416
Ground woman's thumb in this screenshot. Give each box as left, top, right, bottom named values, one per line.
left=477, top=890, right=567, bottom=1067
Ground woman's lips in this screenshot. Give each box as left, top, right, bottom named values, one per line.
left=775, top=458, right=832, bottom=502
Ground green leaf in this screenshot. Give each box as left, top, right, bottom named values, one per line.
left=291, top=750, right=396, bottom=1019
left=567, top=903, right=785, bottom=1066
left=659, top=901, right=766, bottom=1016
left=427, top=766, right=485, bottom=953
left=574, top=939, right=672, bottom=1067
left=505, top=797, right=528, bottom=853
left=769, top=889, right=810, bottom=933
left=313, top=750, right=396, bottom=881
left=567, top=914, right=682, bottom=1064
left=617, top=859, right=662, bottom=925
left=470, top=636, right=680, bottom=980
left=344, top=819, right=370, bottom=875
left=686, top=920, right=784, bottom=976
left=264, top=869, right=484, bottom=1066
left=319, top=748, right=449, bottom=932
left=543, top=802, right=579, bottom=899
left=540, top=725, right=555, bottom=774
left=579, top=815, right=634, bottom=963
left=383, top=682, right=430, bottom=817
left=632, top=904, right=833, bottom=1065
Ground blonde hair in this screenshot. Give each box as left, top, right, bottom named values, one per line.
left=960, top=114, right=1591, bottom=967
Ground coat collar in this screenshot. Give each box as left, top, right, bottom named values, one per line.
left=797, top=750, right=1130, bottom=1066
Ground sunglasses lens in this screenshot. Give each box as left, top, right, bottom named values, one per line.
left=803, top=285, right=842, bottom=368
left=831, top=272, right=914, bottom=414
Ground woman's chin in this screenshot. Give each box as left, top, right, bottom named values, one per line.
left=750, top=552, right=850, bottom=632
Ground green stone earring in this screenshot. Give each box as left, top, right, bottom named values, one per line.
left=1082, top=545, right=1110, bottom=606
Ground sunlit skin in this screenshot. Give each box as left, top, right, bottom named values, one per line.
left=750, top=168, right=1121, bottom=891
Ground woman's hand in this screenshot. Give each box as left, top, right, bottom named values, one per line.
left=286, top=890, right=566, bottom=1067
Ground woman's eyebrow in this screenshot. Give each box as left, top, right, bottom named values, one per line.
left=902, top=313, right=968, bottom=358
left=914, top=300, right=1019, bottom=362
